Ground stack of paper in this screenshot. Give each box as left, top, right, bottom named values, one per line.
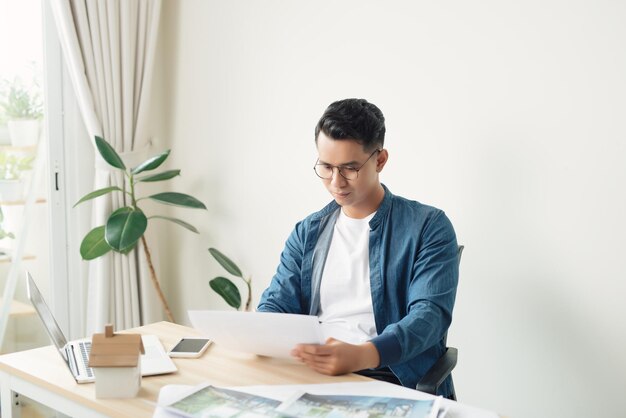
left=157, top=383, right=444, bottom=418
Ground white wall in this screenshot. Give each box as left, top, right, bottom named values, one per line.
left=151, top=1, right=626, bottom=417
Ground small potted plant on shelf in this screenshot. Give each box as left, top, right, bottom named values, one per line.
left=0, top=77, right=43, bottom=147
left=0, top=151, right=35, bottom=201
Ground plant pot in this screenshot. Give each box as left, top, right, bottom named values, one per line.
left=0, top=125, right=10, bottom=145
left=0, top=179, right=24, bottom=201
left=8, top=119, right=40, bottom=147
left=0, top=239, right=15, bottom=256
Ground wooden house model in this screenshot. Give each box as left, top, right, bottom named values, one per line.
left=88, top=324, right=145, bottom=399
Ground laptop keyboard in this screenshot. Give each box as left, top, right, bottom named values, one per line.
left=78, top=341, right=94, bottom=377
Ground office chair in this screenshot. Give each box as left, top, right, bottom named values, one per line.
left=415, top=245, right=464, bottom=400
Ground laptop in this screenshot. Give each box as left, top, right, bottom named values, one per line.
left=188, top=310, right=324, bottom=358
left=26, top=272, right=178, bottom=383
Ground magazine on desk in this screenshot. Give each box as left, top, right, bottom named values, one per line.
left=161, top=382, right=442, bottom=418
left=161, top=384, right=288, bottom=418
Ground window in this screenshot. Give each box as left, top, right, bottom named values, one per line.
left=0, top=0, right=53, bottom=354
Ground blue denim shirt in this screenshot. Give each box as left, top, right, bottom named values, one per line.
left=257, top=185, right=459, bottom=397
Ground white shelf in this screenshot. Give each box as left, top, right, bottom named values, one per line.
left=0, top=198, right=46, bottom=206
left=0, top=254, right=36, bottom=264
left=0, top=298, right=36, bottom=317
left=0, top=136, right=45, bottom=351
left=0, top=145, right=37, bottom=153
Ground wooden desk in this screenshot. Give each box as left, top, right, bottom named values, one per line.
left=0, top=321, right=370, bottom=418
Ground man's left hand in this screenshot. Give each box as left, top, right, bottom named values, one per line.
left=291, top=338, right=380, bottom=375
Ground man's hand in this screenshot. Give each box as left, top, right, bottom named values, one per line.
left=291, top=338, right=380, bottom=375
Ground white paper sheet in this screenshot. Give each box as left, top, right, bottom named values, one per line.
left=187, top=310, right=324, bottom=358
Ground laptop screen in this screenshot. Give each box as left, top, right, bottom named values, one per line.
left=26, top=272, right=69, bottom=352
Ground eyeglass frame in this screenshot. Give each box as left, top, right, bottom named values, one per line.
left=313, top=149, right=382, bottom=181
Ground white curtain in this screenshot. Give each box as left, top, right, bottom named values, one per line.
left=50, top=0, right=163, bottom=334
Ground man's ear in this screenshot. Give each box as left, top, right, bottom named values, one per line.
left=376, top=149, right=389, bottom=172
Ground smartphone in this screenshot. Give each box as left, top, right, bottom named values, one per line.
left=168, top=337, right=212, bottom=358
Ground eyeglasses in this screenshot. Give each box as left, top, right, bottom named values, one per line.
left=313, top=149, right=381, bottom=181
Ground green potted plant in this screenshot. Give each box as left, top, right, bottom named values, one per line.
left=208, top=248, right=252, bottom=311
left=0, top=77, right=43, bottom=147
left=0, top=151, right=35, bottom=201
left=74, top=136, right=207, bottom=322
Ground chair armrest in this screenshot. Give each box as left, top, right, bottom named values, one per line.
left=415, top=347, right=458, bottom=395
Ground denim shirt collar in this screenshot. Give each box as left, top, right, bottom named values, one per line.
left=369, top=184, right=392, bottom=230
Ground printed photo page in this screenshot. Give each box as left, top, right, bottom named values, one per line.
left=161, top=383, right=443, bottom=418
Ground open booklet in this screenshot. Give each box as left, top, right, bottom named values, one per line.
left=160, top=383, right=442, bottom=418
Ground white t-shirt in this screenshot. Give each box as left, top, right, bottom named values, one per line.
left=318, top=209, right=377, bottom=344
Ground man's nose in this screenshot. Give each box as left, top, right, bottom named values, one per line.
left=330, top=168, right=347, bottom=187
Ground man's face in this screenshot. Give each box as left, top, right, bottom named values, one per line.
left=315, top=132, right=387, bottom=218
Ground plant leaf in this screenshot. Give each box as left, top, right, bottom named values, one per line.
left=73, top=186, right=123, bottom=207
left=131, top=150, right=171, bottom=175
left=148, top=192, right=207, bottom=209
left=110, top=206, right=133, bottom=216
left=80, top=225, right=112, bottom=260
left=119, top=244, right=136, bottom=255
left=151, top=215, right=199, bottom=233
left=208, top=247, right=243, bottom=278
left=105, top=208, right=148, bottom=252
left=136, top=169, right=181, bottom=183
left=209, top=277, right=241, bottom=309
left=95, top=136, right=126, bottom=170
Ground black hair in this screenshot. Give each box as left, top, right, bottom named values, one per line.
left=314, top=98, right=385, bottom=152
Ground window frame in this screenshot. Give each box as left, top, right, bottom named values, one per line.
left=43, top=0, right=92, bottom=340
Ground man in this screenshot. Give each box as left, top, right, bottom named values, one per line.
left=257, top=98, right=459, bottom=398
